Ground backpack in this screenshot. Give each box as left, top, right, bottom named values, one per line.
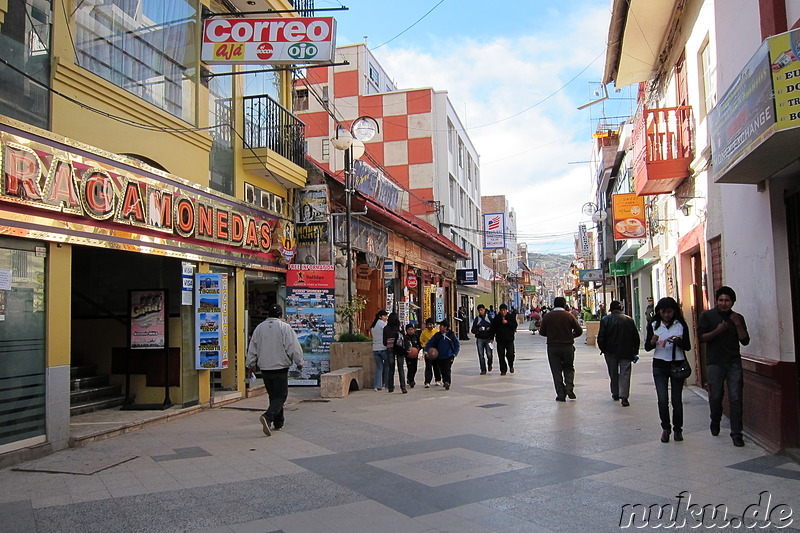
left=393, top=331, right=406, bottom=356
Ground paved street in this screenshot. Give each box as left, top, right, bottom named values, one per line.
left=1, top=326, right=799, bottom=533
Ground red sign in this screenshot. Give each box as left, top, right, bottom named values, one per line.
left=287, top=264, right=335, bottom=288
left=407, top=271, right=418, bottom=289
left=256, top=42, right=273, bottom=60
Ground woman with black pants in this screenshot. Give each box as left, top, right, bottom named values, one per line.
left=644, top=297, right=691, bottom=443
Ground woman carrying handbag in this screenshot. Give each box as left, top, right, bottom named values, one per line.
left=644, top=297, right=692, bottom=443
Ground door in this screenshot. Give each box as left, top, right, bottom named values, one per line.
left=785, top=190, right=800, bottom=438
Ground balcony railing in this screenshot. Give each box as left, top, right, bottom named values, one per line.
left=289, top=0, right=315, bottom=16
left=632, top=106, right=692, bottom=195
left=243, top=94, right=306, bottom=168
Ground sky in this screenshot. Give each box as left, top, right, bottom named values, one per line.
left=321, top=0, right=636, bottom=254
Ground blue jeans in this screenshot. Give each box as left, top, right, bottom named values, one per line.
left=476, top=338, right=493, bottom=372
left=653, top=361, right=684, bottom=431
left=707, top=363, right=743, bottom=436
left=373, top=350, right=387, bottom=388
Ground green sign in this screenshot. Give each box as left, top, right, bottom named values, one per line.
left=524, top=285, right=537, bottom=294
left=609, top=262, right=628, bottom=276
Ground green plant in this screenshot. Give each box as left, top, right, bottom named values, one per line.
left=336, top=331, right=371, bottom=342
left=337, top=294, right=367, bottom=322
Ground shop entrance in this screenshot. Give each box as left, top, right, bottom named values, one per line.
left=71, top=247, right=185, bottom=412
left=784, top=190, right=800, bottom=441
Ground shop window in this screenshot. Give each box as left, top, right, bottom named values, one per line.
left=74, top=0, right=198, bottom=123
left=0, top=0, right=51, bottom=128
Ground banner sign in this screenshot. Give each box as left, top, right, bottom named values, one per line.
left=286, top=264, right=335, bottom=386
left=195, top=273, right=229, bottom=370
left=202, top=17, right=336, bottom=65
left=524, top=285, right=537, bottom=294
left=578, top=225, right=590, bottom=254
left=353, top=160, right=402, bottom=211
left=0, top=123, right=289, bottom=270
left=612, top=193, right=646, bottom=240
left=770, top=28, right=800, bottom=131
left=297, top=185, right=329, bottom=224
left=334, top=216, right=389, bottom=256
left=578, top=269, right=603, bottom=282
left=130, top=290, right=167, bottom=349
left=435, top=287, right=445, bottom=322
left=456, top=268, right=478, bottom=285
left=483, top=213, right=505, bottom=249
left=297, top=224, right=329, bottom=245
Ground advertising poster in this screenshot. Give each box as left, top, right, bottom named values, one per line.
left=286, top=264, right=335, bottom=386
left=483, top=213, right=505, bottom=249
left=195, top=273, right=229, bottom=369
left=612, top=193, right=647, bottom=240
left=130, top=290, right=166, bottom=349
left=770, top=27, right=800, bottom=131
left=579, top=269, right=603, bottom=282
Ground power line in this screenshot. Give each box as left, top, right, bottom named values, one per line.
left=372, top=0, right=447, bottom=50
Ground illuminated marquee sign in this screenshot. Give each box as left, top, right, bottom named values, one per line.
left=201, top=17, right=336, bottom=65
left=0, top=124, right=289, bottom=269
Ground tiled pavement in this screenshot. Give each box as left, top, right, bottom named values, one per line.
left=2, top=327, right=799, bottom=532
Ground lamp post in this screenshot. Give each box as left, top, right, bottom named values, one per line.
left=331, top=117, right=379, bottom=335
left=490, top=251, right=499, bottom=311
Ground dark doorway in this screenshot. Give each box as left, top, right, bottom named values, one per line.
left=785, top=190, right=800, bottom=440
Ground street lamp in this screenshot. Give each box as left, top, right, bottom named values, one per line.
left=331, top=116, right=379, bottom=334
left=490, top=250, right=499, bottom=311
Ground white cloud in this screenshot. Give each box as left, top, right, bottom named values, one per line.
left=367, top=5, right=612, bottom=254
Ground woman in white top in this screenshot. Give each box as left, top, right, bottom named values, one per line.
left=644, top=297, right=692, bottom=444
left=370, top=310, right=389, bottom=390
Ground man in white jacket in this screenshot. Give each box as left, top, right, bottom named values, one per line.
left=246, top=304, right=304, bottom=436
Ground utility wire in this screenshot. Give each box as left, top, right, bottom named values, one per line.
left=372, top=0, right=447, bottom=50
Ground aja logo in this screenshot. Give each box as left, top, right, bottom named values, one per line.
left=288, top=43, right=318, bottom=60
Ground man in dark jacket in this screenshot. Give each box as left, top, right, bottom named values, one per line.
left=597, top=300, right=640, bottom=406
left=491, top=304, right=518, bottom=375
left=471, top=304, right=494, bottom=374
left=539, top=296, right=583, bottom=401
left=424, top=320, right=460, bottom=390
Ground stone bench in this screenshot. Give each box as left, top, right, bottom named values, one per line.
left=320, top=367, right=363, bottom=398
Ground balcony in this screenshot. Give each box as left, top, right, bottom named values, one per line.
left=243, top=94, right=307, bottom=188
left=632, top=106, right=692, bottom=196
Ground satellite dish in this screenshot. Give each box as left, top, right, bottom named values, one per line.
left=591, top=211, right=608, bottom=224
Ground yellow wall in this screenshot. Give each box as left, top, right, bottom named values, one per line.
left=46, top=244, right=71, bottom=368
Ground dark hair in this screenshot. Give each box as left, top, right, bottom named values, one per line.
left=609, top=300, right=623, bottom=312
left=477, top=304, right=485, bottom=310
left=387, top=312, right=400, bottom=328
left=425, top=317, right=435, bottom=325
left=405, top=324, right=415, bottom=330
left=554, top=296, right=567, bottom=308
left=438, top=320, right=450, bottom=328
left=653, top=297, right=683, bottom=327
left=499, top=303, right=508, bottom=310
left=715, top=286, right=737, bottom=303
left=370, top=309, right=388, bottom=329
left=268, top=304, right=283, bottom=318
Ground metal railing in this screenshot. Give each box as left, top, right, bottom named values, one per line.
left=289, top=0, right=315, bottom=16
left=243, top=94, right=306, bottom=167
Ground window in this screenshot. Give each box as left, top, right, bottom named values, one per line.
left=699, top=39, right=717, bottom=117
left=209, top=65, right=233, bottom=195
left=74, top=0, right=198, bottom=122
left=294, top=88, right=309, bottom=111
left=0, top=0, right=51, bottom=128
left=369, top=65, right=380, bottom=85
left=448, top=121, right=456, bottom=154
left=321, top=85, right=329, bottom=103
left=458, top=140, right=465, bottom=168
left=322, top=138, right=330, bottom=161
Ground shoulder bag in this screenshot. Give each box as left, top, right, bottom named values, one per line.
left=669, top=336, right=691, bottom=380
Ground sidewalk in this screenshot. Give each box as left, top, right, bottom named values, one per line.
left=1, top=328, right=798, bottom=532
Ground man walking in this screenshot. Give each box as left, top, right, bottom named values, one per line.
left=539, top=296, right=582, bottom=401
left=471, top=304, right=494, bottom=374
left=492, top=304, right=518, bottom=375
left=246, top=304, right=304, bottom=436
left=424, top=320, right=460, bottom=390
left=698, top=286, right=750, bottom=447
left=597, top=300, right=640, bottom=406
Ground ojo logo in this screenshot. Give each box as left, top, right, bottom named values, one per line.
left=288, top=43, right=318, bottom=60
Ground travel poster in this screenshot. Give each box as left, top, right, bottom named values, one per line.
left=129, top=289, right=166, bottom=349
left=285, top=264, right=335, bottom=386
left=194, top=273, right=229, bottom=369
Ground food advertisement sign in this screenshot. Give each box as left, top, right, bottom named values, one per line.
left=286, top=264, right=335, bottom=386
left=195, top=273, right=229, bottom=370
left=612, top=193, right=646, bottom=240
left=201, top=17, right=336, bottom=65
left=130, top=290, right=166, bottom=349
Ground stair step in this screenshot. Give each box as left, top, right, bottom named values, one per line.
left=70, top=396, right=126, bottom=417
left=71, top=375, right=109, bottom=391
left=70, top=385, right=123, bottom=404
left=70, top=365, right=97, bottom=379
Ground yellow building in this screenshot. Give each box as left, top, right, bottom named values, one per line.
left=0, top=0, right=312, bottom=458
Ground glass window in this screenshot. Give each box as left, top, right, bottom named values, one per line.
left=74, top=0, right=198, bottom=122
left=0, top=0, right=51, bottom=128
left=699, top=40, right=716, bottom=117
left=294, top=88, right=309, bottom=111
left=209, top=65, right=233, bottom=195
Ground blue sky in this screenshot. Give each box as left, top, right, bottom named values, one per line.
left=321, top=0, right=635, bottom=254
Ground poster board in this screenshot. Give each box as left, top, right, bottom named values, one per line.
left=195, top=273, right=229, bottom=369
left=130, top=289, right=167, bottom=349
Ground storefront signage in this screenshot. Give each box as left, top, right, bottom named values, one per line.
left=770, top=28, right=800, bottom=130
left=483, top=213, right=505, bottom=249
left=202, top=17, right=336, bottom=65
left=352, top=160, right=401, bottom=211
left=611, top=193, right=646, bottom=240
left=297, top=185, right=329, bottom=223
left=384, top=259, right=395, bottom=279
left=609, top=262, right=628, bottom=276
left=406, top=271, right=418, bottom=289
left=456, top=268, right=478, bottom=285
left=578, top=224, right=590, bottom=254
left=435, top=287, right=445, bottom=322
left=286, top=264, right=335, bottom=386
left=524, top=285, right=536, bottom=294
left=194, top=273, right=229, bottom=370
left=0, top=124, right=289, bottom=270
left=130, top=289, right=167, bottom=349
left=708, top=41, right=774, bottom=180
left=578, top=269, right=603, bottom=282
left=334, top=216, right=388, bottom=256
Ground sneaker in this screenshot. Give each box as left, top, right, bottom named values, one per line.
left=424, top=383, right=430, bottom=388
left=710, top=422, right=720, bottom=436
left=443, top=382, right=450, bottom=390
left=435, top=381, right=443, bottom=387
left=488, top=363, right=493, bottom=372
left=375, top=387, right=382, bottom=391
left=732, top=435, right=745, bottom=447
left=567, top=391, right=576, bottom=400
left=620, top=398, right=630, bottom=407
left=259, top=415, right=271, bottom=437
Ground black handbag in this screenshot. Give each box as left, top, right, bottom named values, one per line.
left=669, top=338, right=691, bottom=380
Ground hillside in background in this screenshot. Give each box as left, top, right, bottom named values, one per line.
left=527, top=252, right=574, bottom=275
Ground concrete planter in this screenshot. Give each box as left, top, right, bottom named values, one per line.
left=329, top=341, right=375, bottom=388
left=585, top=321, right=600, bottom=346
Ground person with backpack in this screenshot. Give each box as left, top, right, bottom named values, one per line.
left=382, top=312, right=407, bottom=393
left=424, top=320, right=460, bottom=390
left=471, top=304, right=494, bottom=374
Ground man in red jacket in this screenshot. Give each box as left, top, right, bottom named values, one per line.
left=539, top=296, right=583, bottom=402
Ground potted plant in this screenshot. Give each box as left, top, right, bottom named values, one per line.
left=329, top=295, right=375, bottom=387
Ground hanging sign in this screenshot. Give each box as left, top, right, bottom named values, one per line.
left=612, top=193, right=646, bottom=240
